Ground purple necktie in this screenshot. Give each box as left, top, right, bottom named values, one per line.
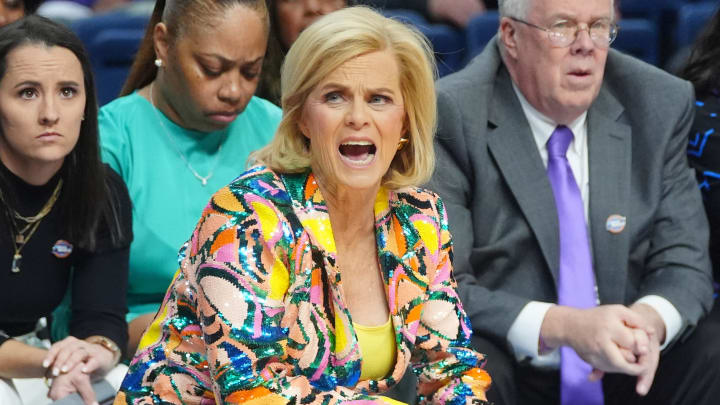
left=547, top=125, right=604, bottom=405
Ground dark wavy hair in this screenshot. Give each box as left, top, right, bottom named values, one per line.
left=120, top=0, right=268, bottom=96
left=0, top=15, right=127, bottom=250
left=680, top=8, right=720, bottom=98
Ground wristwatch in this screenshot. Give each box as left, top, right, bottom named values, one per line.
left=85, top=335, right=121, bottom=366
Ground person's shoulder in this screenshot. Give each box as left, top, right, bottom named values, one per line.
left=392, top=186, right=443, bottom=213
left=691, top=91, right=720, bottom=133
left=100, top=163, right=133, bottom=245
left=437, top=40, right=501, bottom=96
left=605, top=50, right=691, bottom=97
left=103, top=163, right=129, bottom=195
left=99, top=92, right=147, bottom=118
left=98, top=92, right=150, bottom=138
left=243, top=96, right=282, bottom=123
left=211, top=165, right=291, bottom=208
left=230, top=164, right=282, bottom=189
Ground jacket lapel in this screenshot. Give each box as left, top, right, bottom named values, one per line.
left=374, top=189, right=428, bottom=383
left=587, top=86, right=632, bottom=305
left=376, top=190, right=430, bottom=303
left=486, top=67, right=561, bottom=282
left=289, top=177, right=419, bottom=390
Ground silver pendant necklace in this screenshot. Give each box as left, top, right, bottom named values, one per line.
left=149, top=83, right=222, bottom=186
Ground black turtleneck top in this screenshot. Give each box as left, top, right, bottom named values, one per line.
left=0, top=162, right=132, bottom=353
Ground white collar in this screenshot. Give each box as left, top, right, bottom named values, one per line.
left=511, top=82, right=587, bottom=155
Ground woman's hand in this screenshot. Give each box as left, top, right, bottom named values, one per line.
left=42, top=336, right=114, bottom=377
left=48, top=361, right=98, bottom=405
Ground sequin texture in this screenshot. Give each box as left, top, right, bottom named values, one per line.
left=114, top=166, right=491, bottom=404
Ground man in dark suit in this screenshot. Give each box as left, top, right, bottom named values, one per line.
left=429, top=0, right=720, bottom=403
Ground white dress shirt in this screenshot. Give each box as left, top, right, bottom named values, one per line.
left=505, top=84, right=682, bottom=367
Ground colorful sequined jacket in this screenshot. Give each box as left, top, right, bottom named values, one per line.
left=114, top=166, right=491, bottom=405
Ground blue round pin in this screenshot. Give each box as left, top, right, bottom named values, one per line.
left=605, top=215, right=626, bottom=234
left=52, top=240, right=73, bottom=258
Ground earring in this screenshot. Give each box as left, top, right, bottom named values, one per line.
left=154, top=58, right=163, bottom=68
left=397, top=137, right=409, bottom=150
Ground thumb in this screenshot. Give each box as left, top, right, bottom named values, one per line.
left=589, top=368, right=605, bottom=382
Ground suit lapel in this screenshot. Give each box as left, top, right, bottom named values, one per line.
left=292, top=180, right=420, bottom=389
left=587, top=86, right=632, bottom=305
left=487, top=68, right=561, bottom=281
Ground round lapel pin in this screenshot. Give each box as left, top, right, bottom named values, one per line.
left=52, top=240, right=73, bottom=258
left=605, top=215, right=626, bottom=234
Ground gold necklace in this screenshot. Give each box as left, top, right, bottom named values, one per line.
left=9, top=179, right=63, bottom=273
left=149, top=83, right=223, bottom=186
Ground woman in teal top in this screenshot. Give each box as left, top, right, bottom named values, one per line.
left=98, top=0, right=279, bottom=355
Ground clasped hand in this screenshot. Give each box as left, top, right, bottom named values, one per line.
left=42, top=336, right=115, bottom=405
left=541, top=303, right=664, bottom=396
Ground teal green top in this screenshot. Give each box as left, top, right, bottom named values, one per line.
left=99, top=92, right=281, bottom=320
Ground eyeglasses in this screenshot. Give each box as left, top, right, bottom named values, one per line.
left=509, top=16, right=619, bottom=48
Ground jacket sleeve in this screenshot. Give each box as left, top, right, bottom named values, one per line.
left=188, top=188, right=395, bottom=404
left=427, top=84, right=535, bottom=345
left=410, top=195, right=491, bottom=405
left=638, top=81, right=713, bottom=342
left=69, top=168, right=132, bottom=357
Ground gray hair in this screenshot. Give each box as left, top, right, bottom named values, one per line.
left=498, top=0, right=529, bottom=19
left=498, top=0, right=614, bottom=19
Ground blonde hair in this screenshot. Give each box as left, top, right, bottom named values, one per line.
left=251, top=6, right=437, bottom=190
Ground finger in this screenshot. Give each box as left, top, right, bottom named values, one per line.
left=636, top=340, right=660, bottom=396
left=48, top=378, right=76, bottom=401
left=589, top=368, right=605, bottom=382
left=53, top=345, right=85, bottom=376
left=73, top=372, right=98, bottom=405
left=632, top=328, right=650, bottom=356
left=43, top=339, right=70, bottom=370
left=618, top=346, right=637, bottom=364
left=619, top=306, right=655, bottom=336
left=82, top=357, right=101, bottom=374
left=45, top=343, right=71, bottom=376
left=60, top=346, right=91, bottom=374
left=609, top=321, right=638, bottom=351
left=601, top=340, right=644, bottom=375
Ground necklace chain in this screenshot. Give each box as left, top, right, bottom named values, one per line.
left=6, top=179, right=63, bottom=273
left=149, top=82, right=223, bottom=186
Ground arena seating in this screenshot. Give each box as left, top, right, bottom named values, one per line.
left=69, top=2, right=719, bottom=106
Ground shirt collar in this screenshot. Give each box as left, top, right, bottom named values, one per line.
left=511, top=82, right=588, bottom=155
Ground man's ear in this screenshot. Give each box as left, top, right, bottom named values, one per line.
left=499, top=17, right=519, bottom=60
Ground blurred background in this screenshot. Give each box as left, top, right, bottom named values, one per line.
left=12, top=0, right=719, bottom=106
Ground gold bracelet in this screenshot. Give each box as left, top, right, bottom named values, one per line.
left=85, top=335, right=121, bottom=366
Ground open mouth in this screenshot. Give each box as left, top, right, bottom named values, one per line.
left=339, top=141, right=376, bottom=165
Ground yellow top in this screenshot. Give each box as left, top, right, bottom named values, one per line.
left=353, top=316, right=397, bottom=381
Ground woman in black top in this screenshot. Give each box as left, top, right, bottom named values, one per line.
left=682, top=8, right=720, bottom=282
left=0, top=16, right=132, bottom=405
